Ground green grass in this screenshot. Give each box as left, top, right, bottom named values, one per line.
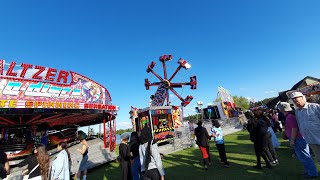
left=88, top=131, right=320, bottom=180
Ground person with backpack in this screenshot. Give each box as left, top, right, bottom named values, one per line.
left=139, top=126, right=165, bottom=180
left=246, top=110, right=273, bottom=169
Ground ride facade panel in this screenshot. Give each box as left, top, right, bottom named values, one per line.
left=0, top=60, right=118, bottom=165
left=133, top=55, right=196, bottom=144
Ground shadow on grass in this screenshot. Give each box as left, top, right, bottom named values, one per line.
left=88, top=131, right=320, bottom=180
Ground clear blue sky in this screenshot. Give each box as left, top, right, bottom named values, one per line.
left=1, top=1, right=320, bottom=130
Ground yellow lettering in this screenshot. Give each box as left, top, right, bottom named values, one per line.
left=56, top=102, right=62, bottom=108
left=34, top=101, right=40, bottom=108
left=67, top=102, right=73, bottom=108
left=42, top=102, right=47, bottom=108
left=74, top=103, right=80, bottom=109
left=0, top=100, right=7, bottom=107
left=9, top=100, right=17, bottom=108
left=48, top=102, right=54, bottom=108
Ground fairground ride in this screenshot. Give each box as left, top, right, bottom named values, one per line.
left=133, top=55, right=197, bottom=144
left=0, top=60, right=118, bottom=166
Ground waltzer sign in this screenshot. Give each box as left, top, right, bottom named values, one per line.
left=0, top=60, right=117, bottom=111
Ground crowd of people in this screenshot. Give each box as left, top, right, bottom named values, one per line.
left=194, top=119, right=230, bottom=171
left=2, top=90, right=320, bottom=180
left=0, top=135, right=89, bottom=180
left=244, top=91, right=320, bottom=178
left=119, top=125, right=165, bottom=180
left=190, top=90, right=320, bottom=179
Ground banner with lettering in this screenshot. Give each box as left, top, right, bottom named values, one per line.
left=0, top=60, right=117, bottom=110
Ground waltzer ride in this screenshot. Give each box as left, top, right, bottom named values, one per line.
left=0, top=60, right=118, bottom=174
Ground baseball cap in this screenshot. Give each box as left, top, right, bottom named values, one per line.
left=120, top=132, right=131, bottom=140
left=278, top=102, right=293, bottom=112
left=289, top=91, right=304, bottom=99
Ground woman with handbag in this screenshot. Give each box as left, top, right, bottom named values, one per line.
left=18, top=144, right=50, bottom=180
left=139, top=126, right=165, bottom=180
left=51, top=142, right=71, bottom=180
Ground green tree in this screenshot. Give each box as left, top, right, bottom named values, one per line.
left=253, top=97, right=276, bottom=107
left=116, top=128, right=133, bottom=135
left=233, top=95, right=250, bottom=110
left=184, top=114, right=199, bottom=122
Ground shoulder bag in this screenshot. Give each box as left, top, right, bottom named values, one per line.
left=142, top=142, right=152, bottom=180
left=23, top=164, right=40, bottom=180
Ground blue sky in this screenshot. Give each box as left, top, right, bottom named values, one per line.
left=1, top=1, right=320, bottom=130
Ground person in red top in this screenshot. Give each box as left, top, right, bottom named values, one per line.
left=279, top=102, right=318, bottom=178
left=194, top=120, right=212, bottom=171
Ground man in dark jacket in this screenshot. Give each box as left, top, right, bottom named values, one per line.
left=194, top=120, right=211, bottom=171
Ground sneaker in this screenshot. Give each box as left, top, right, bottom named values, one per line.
left=204, top=165, right=208, bottom=171
left=275, top=159, right=279, bottom=165
left=270, top=161, right=277, bottom=166
left=224, top=164, right=231, bottom=168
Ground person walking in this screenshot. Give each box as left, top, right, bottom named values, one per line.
left=279, top=102, right=318, bottom=178
left=139, top=126, right=165, bottom=180
left=76, top=135, right=89, bottom=180
left=253, top=109, right=278, bottom=168
left=119, top=132, right=132, bottom=180
left=290, top=91, right=320, bottom=165
left=51, top=142, right=71, bottom=180
left=194, top=120, right=212, bottom=171
left=210, top=120, right=230, bottom=168
left=129, top=132, right=141, bottom=180
left=246, top=110, right=271, bottom=169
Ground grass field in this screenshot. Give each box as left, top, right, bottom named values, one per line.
left=88, top=131, right=320, bottom=180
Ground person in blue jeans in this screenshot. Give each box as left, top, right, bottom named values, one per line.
left=130, top=132, right=141, bottom=180
left=279, top=102, right=318, bottom=178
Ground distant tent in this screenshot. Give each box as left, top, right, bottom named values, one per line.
left=266, top=96, right=281, bottom=109
left=291, top=76, right=320, bottom=91
left=267, top=76, right=320, bottom=108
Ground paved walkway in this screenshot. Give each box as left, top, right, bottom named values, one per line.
left=158, top=118, right=245, bottom=155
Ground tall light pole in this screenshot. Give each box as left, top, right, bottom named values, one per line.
left=197, top=101, right=203, bottom=120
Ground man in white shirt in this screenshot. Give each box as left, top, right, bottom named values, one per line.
left=290, top=91, right=320, bottom=164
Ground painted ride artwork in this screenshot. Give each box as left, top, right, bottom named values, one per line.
left=133, top=55, right=197, bottom=144
left=0, top=60, right=118, bottom=169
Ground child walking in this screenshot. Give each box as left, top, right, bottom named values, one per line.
left=211, top=120, right=230, bottom=168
